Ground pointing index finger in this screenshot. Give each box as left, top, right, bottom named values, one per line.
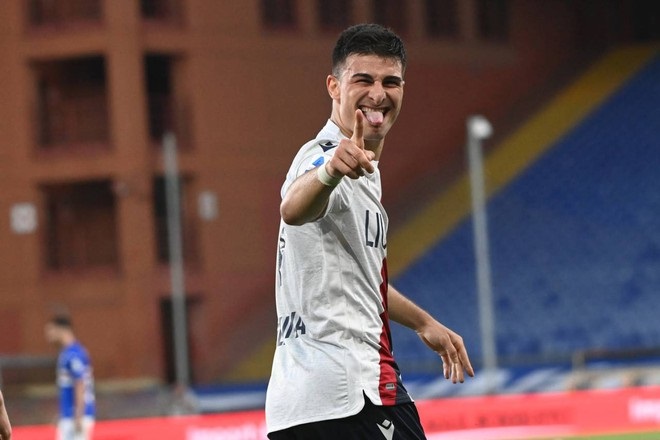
left=352, top=109, right=364, bottom=149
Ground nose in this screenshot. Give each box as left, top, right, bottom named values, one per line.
left=369, top=81, right=386, bottom=104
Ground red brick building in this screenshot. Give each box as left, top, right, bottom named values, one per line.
left=0, top=0, right=653, bottom=384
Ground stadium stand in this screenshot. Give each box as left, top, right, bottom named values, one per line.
left=192, top=47, right=660, bottom=407
left=182, top=46, right=660, bottom=415
left=392, top=50, right=660, bottom=387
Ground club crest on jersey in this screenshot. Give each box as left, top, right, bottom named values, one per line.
left=276, top=311, right=306, bottom=346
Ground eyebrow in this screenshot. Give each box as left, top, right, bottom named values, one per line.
left=350, top=73, right=403, bottom=84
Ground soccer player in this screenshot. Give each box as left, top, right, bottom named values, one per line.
left=0, top=389, right=11, bottom=439
left=266, top=23, right=474, bottom=439
left=45, top=315, right=95, bottom=440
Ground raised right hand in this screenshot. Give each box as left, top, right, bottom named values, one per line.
left=325, top=110, right=376, bottom=180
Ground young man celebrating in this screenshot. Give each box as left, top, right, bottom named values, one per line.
left=45, top=315, right=95, bottom=440
left=266, top=24, right=474, bottom=439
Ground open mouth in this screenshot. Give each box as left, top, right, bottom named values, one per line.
left=360, top=106, right=387, bottom=125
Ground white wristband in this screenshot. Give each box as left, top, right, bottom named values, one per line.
left=317, top=163, right=343, bottom=187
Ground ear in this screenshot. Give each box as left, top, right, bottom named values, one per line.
left=326, top=74, right=340, bottom=100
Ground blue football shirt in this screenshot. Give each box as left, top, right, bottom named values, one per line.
left=57, top=341, right=95, bottom=418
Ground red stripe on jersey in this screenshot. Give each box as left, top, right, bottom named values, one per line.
left=378, top=258, right=397, bottom=405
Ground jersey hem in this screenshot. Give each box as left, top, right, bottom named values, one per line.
left=267, top=394, right=366, bottom=434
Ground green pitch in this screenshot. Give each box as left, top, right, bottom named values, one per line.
left=588, top=434, right=660, bottom=440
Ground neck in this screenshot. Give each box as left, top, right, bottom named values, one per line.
left=60, top=334, right=76, bottom=348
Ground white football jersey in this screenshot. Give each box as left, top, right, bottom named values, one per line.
left=265, top=120, right=412, bottom=433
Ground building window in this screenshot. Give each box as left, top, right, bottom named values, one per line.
left=262, top=0, right=297, bottom=29
left=318, top=0, right=351, bottom=31
left=372, top=0, right=407, bottom=34
left=476, top=0, right=509, bottom=41
left=145, top=54, right=190, bottom=147
left=28, top=0, right=102, bottom=28
left=42, top=180, right=118, bottom=271
left=153, top=176, right=199, bottom=265
left=33, top=56, right=109, bottom=151
left=146, top=55, right=173, bottom=144
left=159, top=296, right=200, bottom=384
left=140, top=0, right=182, bottom=23
left=425, top=0, right=458, bottom=38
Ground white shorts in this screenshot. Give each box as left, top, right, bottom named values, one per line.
left=57, top=417, right=95, bottom=440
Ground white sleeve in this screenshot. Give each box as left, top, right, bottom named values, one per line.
left=280, top=140, right=350, bottom=215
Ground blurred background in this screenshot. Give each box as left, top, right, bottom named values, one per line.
left=0, top=0, right=659, bottom=430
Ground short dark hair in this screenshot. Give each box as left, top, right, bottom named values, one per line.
left=50, top=314, right=72, bottom=328
left=332, top=23, right=406, bottom=77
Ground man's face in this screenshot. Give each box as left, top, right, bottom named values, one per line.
left=328, top=54, right=404, bottom=145
left=44, top=322, right=61, bottom=345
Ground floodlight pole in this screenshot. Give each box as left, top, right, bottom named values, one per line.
left=163, top=132, right=190, bottom=392
left=466, top=115, right=498, bottom=384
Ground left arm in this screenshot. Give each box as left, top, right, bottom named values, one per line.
left=0, top=390, right=11, bottom=440
left=388, top=283, right=474, bottom=383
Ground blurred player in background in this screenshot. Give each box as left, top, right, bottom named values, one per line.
left=266, top=23, right=474, bottom=439
left=0, top=389, right=11, bottom=439
left=45, top=315, right=95, bottom=440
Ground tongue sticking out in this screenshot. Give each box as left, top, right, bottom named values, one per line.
left=363, top=110, right=384, bottom=125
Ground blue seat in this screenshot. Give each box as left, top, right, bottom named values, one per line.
left=392, top=54, right=660, bottom=372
